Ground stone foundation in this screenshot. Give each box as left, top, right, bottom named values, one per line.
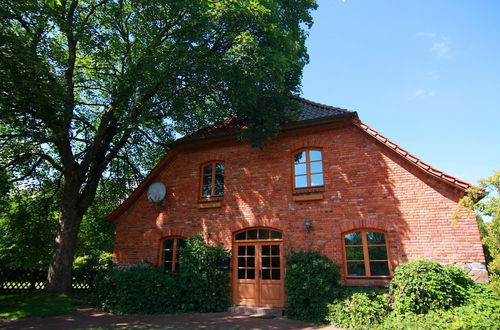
left=453, top=262, right=489, bottom=283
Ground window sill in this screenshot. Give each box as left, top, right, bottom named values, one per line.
left=344, top=277, right=391, bottom=287
left=292, top=186, right=325, bottom=195
left=292, top=186, right=325, bottom=202
left=197, top=196, right=223, bottom=209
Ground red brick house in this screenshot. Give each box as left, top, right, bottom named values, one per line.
left=107, top=96, right=486, bottom=307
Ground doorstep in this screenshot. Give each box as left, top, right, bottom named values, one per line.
left=228, top=306, right=284, bottom=318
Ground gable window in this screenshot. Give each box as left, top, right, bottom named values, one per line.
left=343, top=230, right=391, bottom=278
left=293, top=150, right=323, bottom=188
left=161, top=237, right=186, bottom=273
left=201, top=162, right=224, bottom=197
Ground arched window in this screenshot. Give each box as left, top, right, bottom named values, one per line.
left=160, top=237, right=186, bottom=273
left=343, top=230, right=391, bottom=278
left=293, top=150, right=323, bottom=188
left=200, top=162, right=224, bottom=197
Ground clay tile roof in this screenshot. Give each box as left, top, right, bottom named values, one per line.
left=351, top=118, right=472, bottom=190
left=173, top=96, right=357, bottom=145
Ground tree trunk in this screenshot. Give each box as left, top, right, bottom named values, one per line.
left=46, top=180, right=83, bottom=293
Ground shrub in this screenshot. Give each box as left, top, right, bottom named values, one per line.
left=327, top=289, right=389, bottom=330
left=95, top=235, right=230, bottom=314
left=389, top=259, right=474, bottom=314
left=95, top=269, right=181, bottom=314
left=285, top=251, right=341, bottom=323
left=178, top=235, right=230, bottom=312
left=380, top=284, right=500, bottom=329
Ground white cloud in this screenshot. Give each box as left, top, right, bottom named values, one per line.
left=412, top=89, right=437, bottom=99
left=416, top=32, right=451, bottom=59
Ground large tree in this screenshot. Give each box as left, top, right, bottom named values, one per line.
left=0, top=0, right=317, bottom=292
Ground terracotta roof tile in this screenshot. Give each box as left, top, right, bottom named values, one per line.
left=352, top=118, right=472, bottom=190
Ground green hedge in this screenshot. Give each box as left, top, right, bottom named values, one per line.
left=389, top=259, right=474, bottom=314
left=285, top=251, right=341, bottom=323
left=380, top=285, right=500, bottom=330
left=323, top=259, right=499, bottom=330
left=327, top=289, right=389, bottom=330
left=95, top=269, right=181, bottom=314
left=95, top=235, right=230, bottom=314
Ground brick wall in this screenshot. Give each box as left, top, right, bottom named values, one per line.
left=112, top=122, right=485, bottom=281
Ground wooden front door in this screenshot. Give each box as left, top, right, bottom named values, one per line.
left=233, top=228, right=284, bottom=307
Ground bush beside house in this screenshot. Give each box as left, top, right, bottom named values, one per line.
left=95, top=235, right=230, bottom=314
left=325, top=259, right=499, bottom=329
left=285, top=251, right=341, bottom=323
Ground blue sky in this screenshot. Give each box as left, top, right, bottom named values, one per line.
left=300, top=0, right=500, bottom=185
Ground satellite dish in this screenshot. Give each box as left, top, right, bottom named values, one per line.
left=147, top=182, right=166, bottom=204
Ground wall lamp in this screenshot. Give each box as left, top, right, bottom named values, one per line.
left=305, top=218, right=312, bottom=233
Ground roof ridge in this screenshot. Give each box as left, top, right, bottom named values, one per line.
left=351, top=118, right=472, bottom=190
left=288, top=95, right=355, bottom=114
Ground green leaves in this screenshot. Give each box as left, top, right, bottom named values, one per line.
left=389, top=259, right=474, bottom=315
left=285, top=251, right=341, bottom=323
left=95, top=235, right=231, bottom=314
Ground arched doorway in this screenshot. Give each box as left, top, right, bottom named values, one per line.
left=232, top=228, right=284, bottom=307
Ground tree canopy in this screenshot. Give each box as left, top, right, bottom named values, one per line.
left=0, top=0, right=317, bottom=291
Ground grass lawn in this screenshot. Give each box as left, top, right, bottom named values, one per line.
left=0, top=291, right=91, bottom=320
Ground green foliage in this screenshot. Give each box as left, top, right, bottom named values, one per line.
left=389, top=259, right=474, bottom=314
left=379, top=285, right=500, bottom=330
left=95, top=236, right=230, bottom=314
left=177, top=235, right=231, bottom=312
left=285, top=251, right=341, bottom=323
left=0, top=0, right=317, bottom=291
left=0, top=189, right=58, bottom=268
left=327, top=289, right=389, bottom=330
left=459, top=171, right=500, bottom=285
left=95, top=269, right=181, bottom=315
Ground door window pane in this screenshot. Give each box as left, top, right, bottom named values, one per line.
left=262, top=245, right=270, bottom=256
left=272, top=269, right=281, bottom=280
left=271, top=245, right=280, bottom=255
left=262, top=257, right=270, bottom=267
left=247, top=230, right=257, bottom=240
left=272, top=257, right=280, bottom=267
left=238, top=257, right=246, bottom=267
left=262, top=269, right=270, bottom=280
left=247, top=269, right=255, bottom=279
left=270, top=231, right=282, bottom=239
left=259, top=229, right=270, bottom=239
left=238, top=269, right=245, bottom=279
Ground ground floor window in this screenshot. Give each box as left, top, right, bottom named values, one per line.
left=161, top=237, right=186, bottom=273
left=343, top=230, right=390, bottom=277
